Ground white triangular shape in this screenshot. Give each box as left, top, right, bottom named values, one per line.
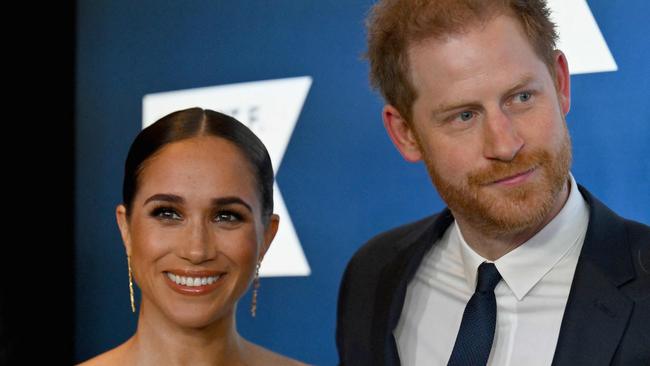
left=548, top=0, right=617, bottom=74
left=142, top=76, right=312, bottom=277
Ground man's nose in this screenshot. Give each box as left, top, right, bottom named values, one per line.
left=482, top=109, right=524, bottom=161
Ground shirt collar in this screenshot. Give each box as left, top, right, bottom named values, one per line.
left=456, top=174, right=589, bottom=300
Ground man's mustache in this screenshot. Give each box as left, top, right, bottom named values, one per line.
left=467, top=150, right=549, bottom=186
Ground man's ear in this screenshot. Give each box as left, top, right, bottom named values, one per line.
left=553, top=50, right=571, bottom=115
left=383, top=105, right=423, bottom=162
left=116, top=204, right=132, bottom=256
left=259, top=214, right=279, bottom=262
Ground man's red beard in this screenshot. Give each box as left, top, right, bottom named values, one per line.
left=422, top=128, right=572, bottom=237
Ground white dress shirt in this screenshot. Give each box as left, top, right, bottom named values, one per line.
left=394, top=175, right=590, bottom=366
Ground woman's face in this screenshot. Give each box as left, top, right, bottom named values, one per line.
left=116, top=136, right=278, bottom=328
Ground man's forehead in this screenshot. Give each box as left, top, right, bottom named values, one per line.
left=406, top=7, right=515, bottom=46
left=407, top=14, right=543, bottom=77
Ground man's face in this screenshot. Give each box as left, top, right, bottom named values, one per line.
left=386, top=13, right=572, bottom=236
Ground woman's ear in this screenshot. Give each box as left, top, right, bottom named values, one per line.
left=115, top=204, right=132, bottom=256
left=259, top=214, right=280, bottom=261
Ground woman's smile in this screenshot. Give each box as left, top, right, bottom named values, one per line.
left=163, top=270, right=228, bottom=295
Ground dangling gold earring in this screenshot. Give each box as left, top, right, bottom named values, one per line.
left=250, top=262, right=261, bottom=317
left=127, top=255, right=136, bottom=313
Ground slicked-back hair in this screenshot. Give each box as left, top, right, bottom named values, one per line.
left=366, top=0, right=558, bottom=123
left=122, top=107, right=274, bottom=223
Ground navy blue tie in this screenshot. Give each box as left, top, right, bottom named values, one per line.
left=447, top=262, right=502, bottom=366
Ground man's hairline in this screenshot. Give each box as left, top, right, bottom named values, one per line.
left=389, top=13, right=559, bottom=126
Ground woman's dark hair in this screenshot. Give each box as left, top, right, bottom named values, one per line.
left=122, top=107, right=274, bottom=222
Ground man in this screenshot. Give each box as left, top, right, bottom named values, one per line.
left=336, top=1, right=649, bottom=365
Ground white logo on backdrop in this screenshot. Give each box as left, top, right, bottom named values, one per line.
left=142, top=76, right=312, bottom=277
left=548, top=0, right=617, bottom=74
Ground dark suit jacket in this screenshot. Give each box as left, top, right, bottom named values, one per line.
left=336, top=186, right=650, bottom=365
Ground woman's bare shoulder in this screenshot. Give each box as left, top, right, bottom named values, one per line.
left=76, top=341, right=131, bottom=366
left=245, top=341, right=311, bottom=366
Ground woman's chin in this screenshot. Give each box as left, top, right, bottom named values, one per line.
left=164, top=303, right=235, bottom=330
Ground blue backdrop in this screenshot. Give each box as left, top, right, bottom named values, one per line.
left=75, top=1, right=649, bottom=365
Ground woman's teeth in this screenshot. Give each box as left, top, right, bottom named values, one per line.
left=166, top=272, right=221, bottom=286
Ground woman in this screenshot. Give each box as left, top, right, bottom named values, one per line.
left=80, top=108, right=307, bottom=365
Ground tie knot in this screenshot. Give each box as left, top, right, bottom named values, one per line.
left=476, top=262, right=501, bottom=293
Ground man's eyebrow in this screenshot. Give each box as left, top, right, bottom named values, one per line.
left=502, top=74, right=538, bottom=97
left=144, top=193, right=184, bottom=206
left=211, top=197, right=253, bottom=213
left=430, top=99, right=481, bottom=120
left=429, top=74, right=539, bottom=119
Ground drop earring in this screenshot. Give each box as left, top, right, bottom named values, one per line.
left=250, top=262, right=261, bottom=317
left=128, top=255, right=136, bottom=313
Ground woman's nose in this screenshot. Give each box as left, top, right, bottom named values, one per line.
left=179, top=220, right=217, bottom=264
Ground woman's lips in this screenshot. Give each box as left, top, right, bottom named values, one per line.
left=163, top=270, right=226, bottom=295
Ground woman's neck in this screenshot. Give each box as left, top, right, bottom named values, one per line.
left=124, top=301, right=248, bottom=366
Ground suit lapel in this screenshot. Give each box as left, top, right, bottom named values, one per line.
left=368, top=187, right=637, bottom=366
left=551, top=261, right=634, bottom=366
left=552, top=187, right=636, bottom=366
left=371, top=210, right=454, bottom=366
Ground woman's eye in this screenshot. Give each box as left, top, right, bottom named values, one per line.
left=152, top=207, right=181, bottom=220
left=214, top=211, right=242, bottom=223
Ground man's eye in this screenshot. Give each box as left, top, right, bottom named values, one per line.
left=458, top=111, right=474, bottom=122
left=516, top=92, right=532, bottom=102
left=152, top=207, right=181, bottom=220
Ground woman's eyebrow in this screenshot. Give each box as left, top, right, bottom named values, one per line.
left=144, top=193, right=184, bottom=206
left=211, top=197, right=253, bottom=213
